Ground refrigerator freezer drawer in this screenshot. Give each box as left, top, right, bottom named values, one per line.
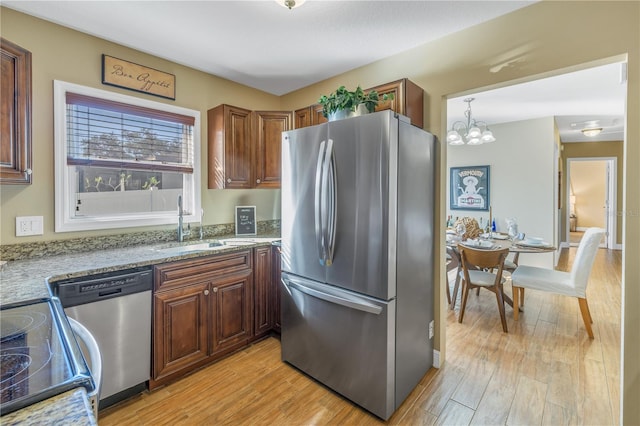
left=281, top=273, right=396, bottom=420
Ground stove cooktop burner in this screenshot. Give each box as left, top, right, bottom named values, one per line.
left=0, top=298, right=95, bottom=416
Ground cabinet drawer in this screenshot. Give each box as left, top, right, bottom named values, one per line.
left=154, top=250, right=252, bottom=291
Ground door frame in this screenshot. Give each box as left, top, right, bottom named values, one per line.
left=566, top=156, right=617, bottom=249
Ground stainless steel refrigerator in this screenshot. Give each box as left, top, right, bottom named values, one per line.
left=280, top=110, right=435, bottom=420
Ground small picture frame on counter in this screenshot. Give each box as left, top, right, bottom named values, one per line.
left=235, top=206, right=256, bottom=236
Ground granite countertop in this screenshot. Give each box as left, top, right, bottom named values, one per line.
left=0, top=235, right=280, bottom=306
left=1, top=388, right=96, bottom=426
left=0, top=234, right=280, bottom=421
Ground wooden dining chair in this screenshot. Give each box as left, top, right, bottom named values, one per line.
left=511, top=227, right=605, bottom=338
left=457, top=245, right=510, bottom=332
left=446, top=246, right=462, bottom=308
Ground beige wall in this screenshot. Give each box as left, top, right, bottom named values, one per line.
left=571, top=161, right=607, bottom=228
left=562, top=141, right=624, bottom=244
left=447, top=118, right=556, bottom=268
left=0, top=7, right=284, bottom=245
left=281, top=2, right=638, bottom=423
left=2, top=2, right=639, bottom=423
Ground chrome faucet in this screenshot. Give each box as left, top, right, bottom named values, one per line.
left=177, top=195, right=191, bottom=242
left=199, top=208, right=204, bottom=240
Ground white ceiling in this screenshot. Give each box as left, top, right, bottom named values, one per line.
left=447, top=62, right=627, bottom=143
left=3, top=1, right=626, bottom=143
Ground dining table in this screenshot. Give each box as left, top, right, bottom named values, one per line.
left=445, top=232, right=556, bottom=310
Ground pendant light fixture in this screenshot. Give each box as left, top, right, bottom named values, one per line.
left=447, top=98, right=496, bottom=145
left=277, top=0, right=307, bottom=9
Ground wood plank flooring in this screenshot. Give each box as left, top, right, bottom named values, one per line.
left=100, top=247, right=621, bottom=425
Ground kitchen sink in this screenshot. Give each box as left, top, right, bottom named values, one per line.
left=152, top=239, right=257, bottom=255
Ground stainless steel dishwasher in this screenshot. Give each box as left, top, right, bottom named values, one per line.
left=52, top=266, right=152, bottom=409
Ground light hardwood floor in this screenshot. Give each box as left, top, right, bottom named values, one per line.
left=100, top=248, right=621, bottom=425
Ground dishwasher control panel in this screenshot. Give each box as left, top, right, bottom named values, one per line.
left=51, top=267, right=153, bottom=308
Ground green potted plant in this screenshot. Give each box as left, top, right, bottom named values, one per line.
left=318, top=85, right=394, bottom=121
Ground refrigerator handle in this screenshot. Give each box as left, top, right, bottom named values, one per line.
left=314, top=140, right=328, bottom=265
left=286, top=278, right=383, bottom=315
left=324, top=139, right=337, bottom=265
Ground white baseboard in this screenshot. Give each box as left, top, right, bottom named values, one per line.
left=433, top=350, right=440, bottom=368
left=560, top=241, right=570, bottom=249
left=576, top=226, right=589, bottom=232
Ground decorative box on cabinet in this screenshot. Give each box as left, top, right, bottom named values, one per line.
left=207, top=104, right=291, bottom=189
left=151, top=250, right=253, bottom=389
left=1, top=38, right=32, bottom=184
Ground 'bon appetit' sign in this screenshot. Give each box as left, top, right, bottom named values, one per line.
left=102, top=55, right=175, bottom=100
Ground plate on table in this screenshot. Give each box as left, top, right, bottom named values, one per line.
left=462, top=240, right=500, bottom=250
left=480, top=232, right=509, bottom=240
left=517, top=240, right=552, bottom=248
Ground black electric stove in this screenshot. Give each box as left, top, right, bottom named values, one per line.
left=0, top=297, right=95, bottom=416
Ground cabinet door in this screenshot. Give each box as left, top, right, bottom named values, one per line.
left=253, top=246, right=273, bottom=338
left=294, top=107, right=312, bottom=129
left=272, top=245, right=282, bottom=333
left=207, top=104, right=252, bottom=189
left=1, top=38, right=32, bottom=184
left=211, top=270, right=253, bottom=356
left=153, top=282, right=209, bottom=381
left=370, top=79, right=424, bottom=129
left=311, top=104, right=328, bottom=126
left=253, top=111, right=292, bottom=188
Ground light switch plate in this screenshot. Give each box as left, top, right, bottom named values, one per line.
left=16, top=216, right=44, bottom=236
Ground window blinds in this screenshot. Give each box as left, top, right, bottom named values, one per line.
left=65, top=92, right=194, bottom=173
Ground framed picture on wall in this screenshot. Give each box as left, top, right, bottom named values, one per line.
left=450, top=165, right=490, bottom=211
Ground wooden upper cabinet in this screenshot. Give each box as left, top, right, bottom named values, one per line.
left=294, top=104, right=327, bottom=129
left=253, top=110, right=292, bottom=188
left=294, top=106, right=312, bottom=129
left=370, top=78, right=424, bottom=129
left=1, top=38, right=32, bottom=184
left=312, top=104, right=328, bottom=126
left=208, top=105, right=291, bottom=189
left=293, top=79, right=424, bottom=130
left=208, top=104, right=253, bottom=189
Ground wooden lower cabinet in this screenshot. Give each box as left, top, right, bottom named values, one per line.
left=253, top=246, right=273, bottom=339
left=152, top=281, right=209, bottom=382
left=210, top=269, right=253, bottom=355
left=151, top=250, right=254, bottom=389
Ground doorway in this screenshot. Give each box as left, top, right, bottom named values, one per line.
left=566, top=157, right=617, bottom=248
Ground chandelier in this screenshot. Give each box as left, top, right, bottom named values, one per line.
left=277, top=0, right=307, bottom=9
left=447, top=98, right=496, bottom=145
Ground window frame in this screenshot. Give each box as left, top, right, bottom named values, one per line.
left=54, top=80, right=201, bottom=233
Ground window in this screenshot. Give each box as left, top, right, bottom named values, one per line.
left=54, top=80, right=201, bottom=232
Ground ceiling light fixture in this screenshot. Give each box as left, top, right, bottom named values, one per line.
left=447, top=98, right=496, bottom=146
left=581, top=128, right=603, bottom=137
left=277, top=0, right=306, bottom=9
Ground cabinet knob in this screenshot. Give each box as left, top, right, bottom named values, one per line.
left=24, top=168, right=32, bottom=176
left=204, top=289, right=209, bottom=296
left=256, top=179, right=261, bottom=184
left=226, top=178, right=231, bottom=183
left=213, top=287, right=218, bottom=293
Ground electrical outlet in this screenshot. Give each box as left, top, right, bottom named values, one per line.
left=428, top=320, right=434, bottom=339
left=16, top=216, right=44, bottom=237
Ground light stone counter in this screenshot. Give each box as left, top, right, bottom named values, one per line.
left=0, top=233, right=280, bottom=422
left=0, top=235, right=280, bottom=306
left=0, top=388, right=96, bottom=426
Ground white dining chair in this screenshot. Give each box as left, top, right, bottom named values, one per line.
left=511, top=227, right=605, bottom=338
